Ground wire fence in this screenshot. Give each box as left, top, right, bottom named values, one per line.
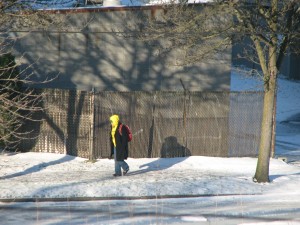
left=18, top=89, right=264, bottom=158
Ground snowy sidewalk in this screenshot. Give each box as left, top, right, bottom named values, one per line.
left=1, top=152, right=300, bottom=201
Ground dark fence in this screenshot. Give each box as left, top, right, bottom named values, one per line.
left=18, top=89, right=264, bottom=158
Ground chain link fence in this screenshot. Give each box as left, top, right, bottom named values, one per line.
left=18, top=89, right=264, bottom=158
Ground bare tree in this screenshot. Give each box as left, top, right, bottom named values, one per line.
left=0, top=52, right=42, bottom=149
left=0, top=1, right=71, bottom=150
left=136, top=0, right=300, bottom=183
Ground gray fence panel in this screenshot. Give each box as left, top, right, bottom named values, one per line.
left=18, top=89, right=263, bottom=158
left=228, top=92, right=264, bottom=157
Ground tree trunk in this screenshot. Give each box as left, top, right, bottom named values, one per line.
left=253, top=86, right=275, bottom=182
left=253, top=0, right=279, bottom=183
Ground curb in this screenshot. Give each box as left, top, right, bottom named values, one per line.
left=0, top=193, right=262, bottom=203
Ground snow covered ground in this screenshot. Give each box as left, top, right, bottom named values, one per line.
left=1, top=152, right=300, bottom=225
left=0, top=70, right=300, bottom=225
left=0, top=152, right=299, bottom=199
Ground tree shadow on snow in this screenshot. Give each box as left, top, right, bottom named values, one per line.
left=269, top=172, right=300, bottom=182
left=0, top=155, right=76, bottom=180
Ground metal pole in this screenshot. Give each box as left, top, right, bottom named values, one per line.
left=180, top=79, right=188, bottom=154
left=270, top=79, right=278, bottom=158
left=89, top=87, right=96, bottom=161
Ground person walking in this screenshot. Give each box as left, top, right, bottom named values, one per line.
left=109, top=114, right=130, bottom=177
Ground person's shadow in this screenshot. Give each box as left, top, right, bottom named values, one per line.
left=128, top=136, right=191, bottom=176
left=160, top=136, right=191, bottom=158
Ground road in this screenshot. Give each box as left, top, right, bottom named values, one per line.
left=1, top=194, right=300, bottom=225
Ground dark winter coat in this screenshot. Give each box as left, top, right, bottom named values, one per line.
left=110, top=122, right=129, bottom=161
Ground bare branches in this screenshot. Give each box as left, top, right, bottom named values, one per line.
left=0, top=51, right=46, bottom=150
left=0, top=1, right=72, bottom=150
left=228, top=0, right=299, bottom=71
left=135, top=3, right=233, bottom=66
left=277, top=1, right=300, bottom=69
left=136, top=1, right=299, bottom=68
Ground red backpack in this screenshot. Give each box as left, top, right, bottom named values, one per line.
left=118, top=123, right=132, bottom=142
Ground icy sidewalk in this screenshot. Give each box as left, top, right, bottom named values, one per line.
left=0, top=152, right=300, bottom=200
